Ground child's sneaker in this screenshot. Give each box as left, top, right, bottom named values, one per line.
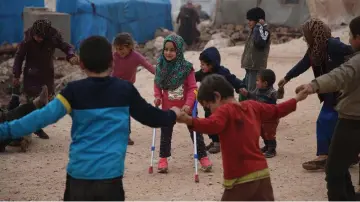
left=199, top=157, right=212, bottom=172
left=264, top=149, right=276, bottom=158
left=205, top=142, right=214, bottom=151
left=158, top=158, right=168, bottom=173
left=208, top=142, right=220, bottom=154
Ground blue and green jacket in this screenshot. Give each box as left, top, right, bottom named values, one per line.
left=0, top=76, right=176, bottom=180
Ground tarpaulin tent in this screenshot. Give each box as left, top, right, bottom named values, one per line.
left=56, top=0, right=173, bottom=49
left=0, top=0, right=44, bottom=44
left=214, top=0, right=360, bottom=28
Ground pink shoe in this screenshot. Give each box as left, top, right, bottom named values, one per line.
left=199, top=157, right=212, bottom=172
left=158, top=158, right=168, bottom=173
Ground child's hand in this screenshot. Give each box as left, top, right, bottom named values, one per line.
left=170, top=107, right=182, bottom=118
left=181, top=105, right=191, bottom=114
left=295, top=84, right=314, bottom=94
left=69, top=56, right=80, bottom=65
left=176, top=111, right=193, bottom=125
left=239, top=88, right=248, bottom=96
left=295, top=89, right=309, bottom=102
left=154, top=98, right=161, bottom=107
left=278, top=78, right=288, bottom=88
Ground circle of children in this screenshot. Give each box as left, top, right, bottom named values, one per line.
left=1, top=6, right=360, bottom=201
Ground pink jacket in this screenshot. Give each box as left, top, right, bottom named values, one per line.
left=154, top=69, right=197, bottom=110
left=112, top=50, right=155, bottom=84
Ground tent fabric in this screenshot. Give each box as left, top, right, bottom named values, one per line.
left=56, top=0, right=173, bottom=49
left=0, top=0, right=44, bottom=44
left=214, top=0, right=360, bottom=28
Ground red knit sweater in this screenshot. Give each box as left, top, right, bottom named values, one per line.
left=192, top=99, right=297, bottom=180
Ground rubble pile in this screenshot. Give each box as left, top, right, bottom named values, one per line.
left=0, top=22, right=302, bottom=95
left=137, top=21, right=303, bottom=65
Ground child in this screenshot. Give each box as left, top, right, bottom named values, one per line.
left=0, top=86, right=48, bottom=152
left=0, top=36, right=181, bottom=201
left=295, top=16, right=360, bottom=201
left=195, top=47, right=245, bottom=154
left=112, top=32, right=156, bottom=145
left=241, top=7, right=271, bottom=96
left=239, top=69, right=284, bottom=158
left=11, top=19, right=79, bottom=140
left=278, top=18, right=354, bottom=171
left=154, top=34, right=212, bottom=173
left=176, top=74, right=307, bottom=201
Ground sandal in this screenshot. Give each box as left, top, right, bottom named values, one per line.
left=302, top=159, right=327, bottom=171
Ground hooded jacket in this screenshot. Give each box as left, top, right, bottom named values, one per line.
left=191, top=99, right=297, bottom=180
left=241, top=23, right=271, bottom=70
left=195, top=47, right=245, bottom=92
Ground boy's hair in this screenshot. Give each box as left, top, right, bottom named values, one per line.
left=246, top=7, right=265, bottom=21
left=113, top=32, right=134, bottom=48
left=258, top=69, right=276, bottom=87
left=350, top=16, right=360, bottom=38
left=79, top=36, right=113, bottom=73
left=197, top=74, right=234, bottom=102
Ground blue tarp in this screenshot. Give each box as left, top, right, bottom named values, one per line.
left=0, top=0, right=44, bottom=44
left=57, top=0, right=173, bottom=49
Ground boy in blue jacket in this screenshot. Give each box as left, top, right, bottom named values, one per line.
left=0, top=36, right=181, bottom=201
left=195, top=47, right=245, bottom=153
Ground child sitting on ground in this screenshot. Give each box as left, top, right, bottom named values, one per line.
left=112, top=32, right=156, bottom=145
left=154, top=34, right=212, bottom=173
left=0, top=36, right=181, bottom=201
left=195, top=46, right=245, bottom=154
left=176, top=74, right=307, bottom=201
left=240, top=69, right=284, bottom=158
left=0, top=85, right=48, bottom=152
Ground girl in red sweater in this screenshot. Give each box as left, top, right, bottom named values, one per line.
left=154, top=34, right=212, bottom=173
left=177, top=74, right=308, bottom=201
left=112, top=33, right=155, bottom=145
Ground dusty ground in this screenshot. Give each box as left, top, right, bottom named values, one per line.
left=0, top=28, right=358, bottom=201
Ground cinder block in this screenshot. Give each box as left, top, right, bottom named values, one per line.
left=23, top=7, right=71, bottom=58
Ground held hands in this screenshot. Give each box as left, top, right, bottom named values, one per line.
left=294, top=83, right=315, bottom=102
left=239, top=88, right=248, bottom=96
left=69, top=56, right=80, bottom=65
left=278, top=78, right=288, bottom=88
left=154, top=98, right=161, bottom=107
left=181, top=105, right=191, bottom=114
left=295, top=84, right=314, bottom=94
left=170, top=107, right=192, bottom=125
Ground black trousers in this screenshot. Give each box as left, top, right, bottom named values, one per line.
left=204, top=107, right=219, bottom=143
left=326, top=118, right=360, bottom=201
left=159, top=124, right=207, bottom=159
left=0, top=103, right=37, bottom=147
left=64, top=174, right=125, bottom=201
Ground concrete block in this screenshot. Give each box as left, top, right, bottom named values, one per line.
left=23, top=7, right=71, bottom=58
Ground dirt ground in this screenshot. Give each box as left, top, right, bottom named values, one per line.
left=1, top=29, right=359, bottom=201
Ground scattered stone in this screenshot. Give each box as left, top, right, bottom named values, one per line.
left=0, top=23, right=302, bottom=94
